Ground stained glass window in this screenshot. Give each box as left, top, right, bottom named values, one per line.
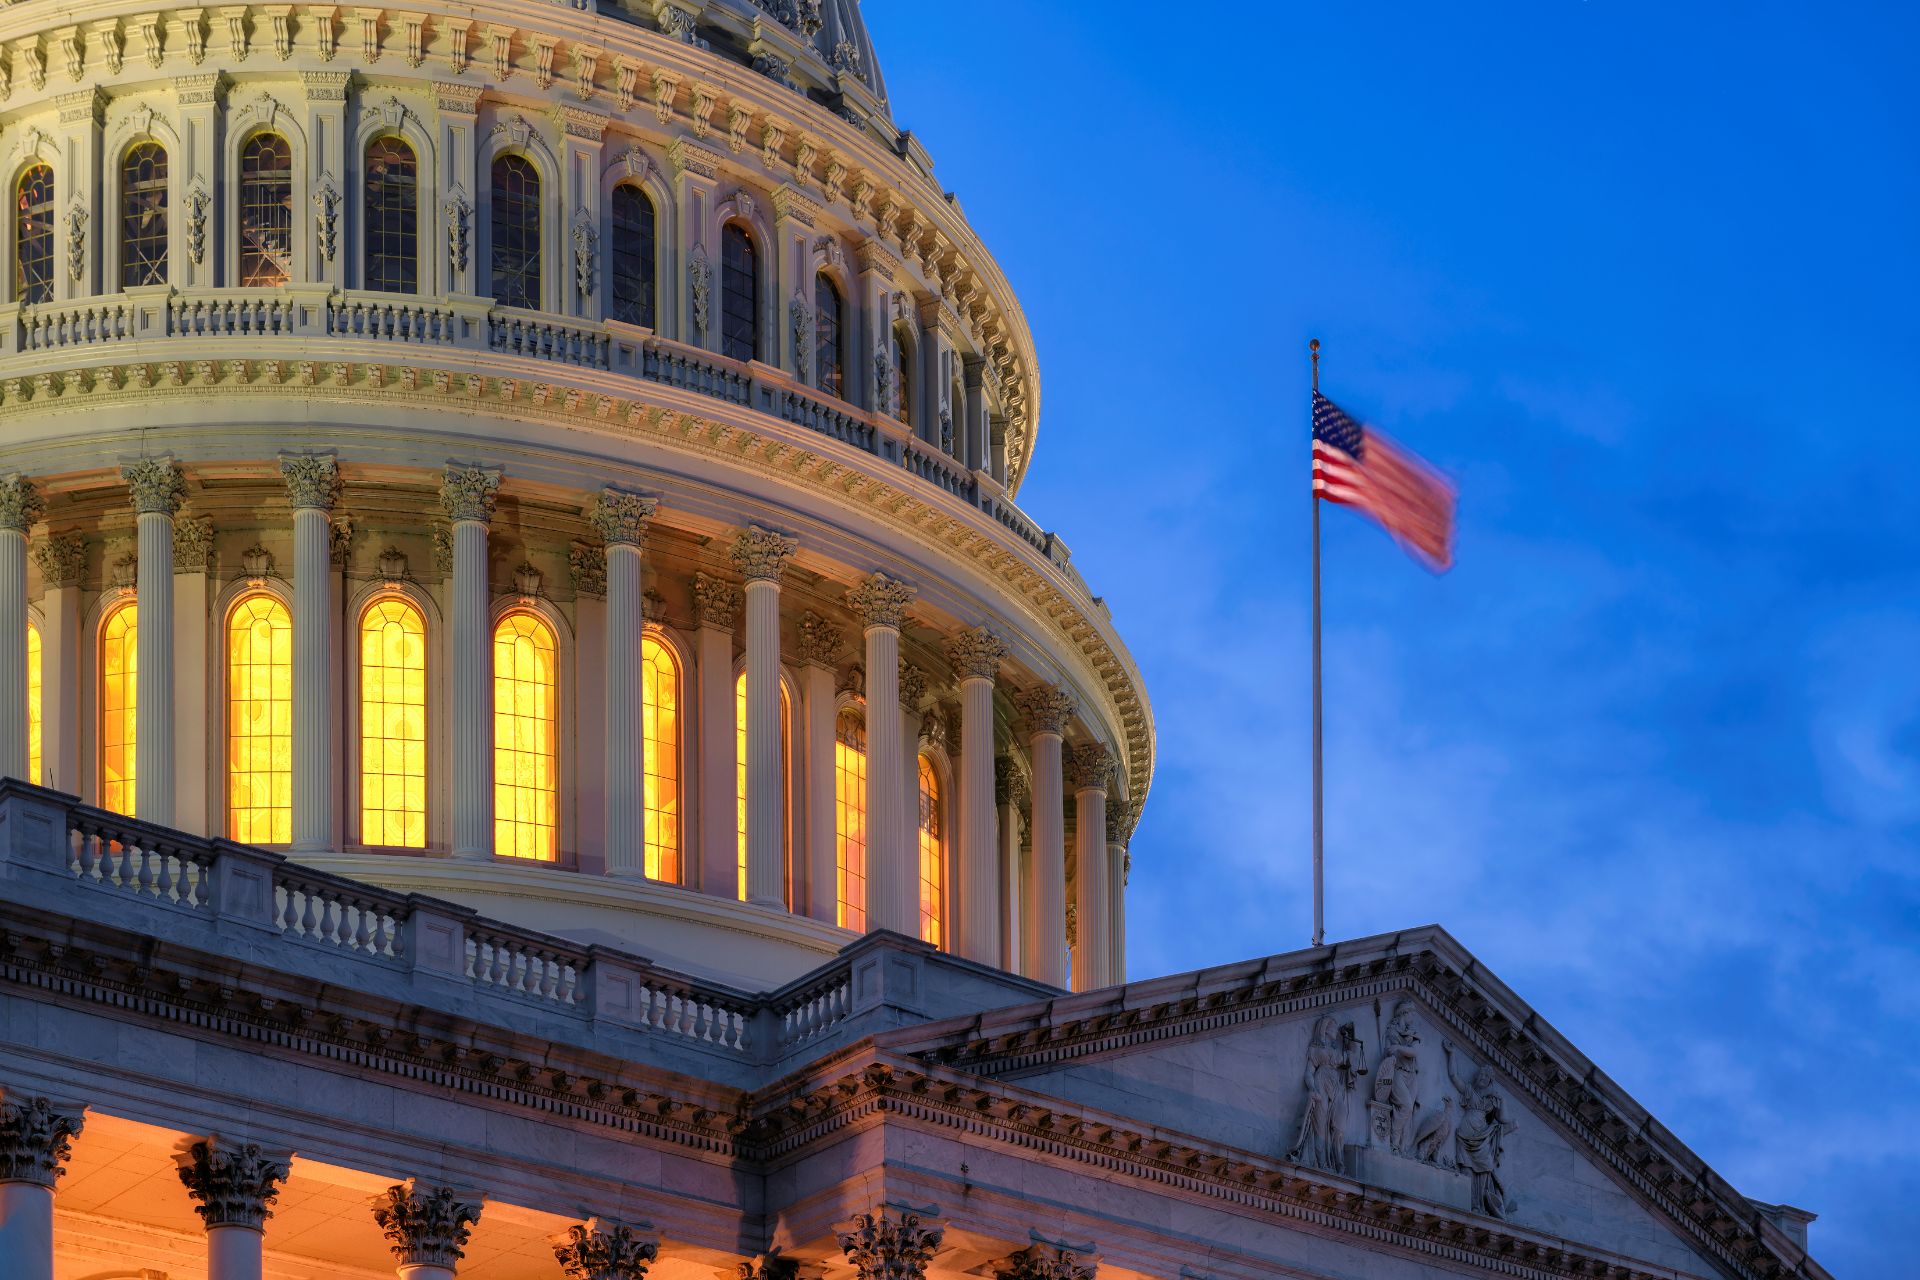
left=27, top=620, right=41, bottom=785
left=720, top=223, right=757, bottom=363
left=735, top=670, right=790, bottom=901
left=493, top=611, right=557, bottom=860
left=609, top=184, right=657, bottom=329
left=641, top=633, right=680, bottom=882
left=892, top=326, right=912, bottom=427
left=121, top=143, right=168, bottom=288
left=16, top=164, right=53, bottom=305
left=364, top=137, right=418, bottom=294
left=99, top=601, right=137, bottom=816
left=917, top=755, right=945, bottom=947
left=835, top=710, right=867, bottom=931
left=227, top=595, right=293, bottom=844
left=490, top=155, right=541, bottom=310
left=360, top=598, right=427, bottom=848
left=814, top=273, right=844, bottom=400
left=238, top=134, right=293, bottom=287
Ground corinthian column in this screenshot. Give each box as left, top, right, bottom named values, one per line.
left=373, top=1180, right=483, bottom=1280
left=732, top=527, right=798, bottom=907
left=0, top=476, right=44, bottom=784
left=550, top=1217, right=658, bottom=1280
left=0, top=1092, right=84, bottom=1280
left=123, top=457, right=186, bottom=825
left=836, top=1208, right=944, bottom=1280
left=846, top=573, right=916, bottom=934
left=281, top=455, right=339, bottom=852
left=1107, top=802, right=1132, bottom=985
left=590, top=490, right=657, bottom=877
left=175, top=1138, right=292, bottom=1280
left=1016, top=686, right=1074, bottom=988
left=1067, top=743, right=1113, bottom=992
left=441, top=466, right=501, bottom=859
left=946, top=627, right=1005, bottom=965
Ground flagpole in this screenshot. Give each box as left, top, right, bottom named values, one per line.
left=1310, top=338, right=1325, bottom=948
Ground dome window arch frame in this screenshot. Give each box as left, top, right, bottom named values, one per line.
left=477, top=115, right=562, bottom=315
left=486, top=593, right=577, bottom=865
left=102, top=106, right=184, bottom=292
left=350, top=103, right=438, bottom=296
left=223, top=112, right=307, bottom=289
left=344, top=578, right=446, bottom=854
left=600, top=146, right=677, bottom=338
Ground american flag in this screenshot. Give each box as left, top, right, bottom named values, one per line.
left=1312, top=392, right=1456, bottom=572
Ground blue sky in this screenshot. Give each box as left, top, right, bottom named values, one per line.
left=864, top=1, right=1914, bottom=1273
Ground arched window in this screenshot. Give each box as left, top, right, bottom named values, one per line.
left=363, top=137, right=418, bottom=294
left=835, top=710, right=867, bottom=931
left=15, top=164, right=54, bottom=305
left=891, top=325, right=913, bottom=426
left=641, top=633, right=680, bottom=882
left=490, top=155, right=541, bottom=310
left=609, top=184, right=657, bottom=329
left=493, top=611, right=558, bottom=860
left=227, top=594, right=293, bottom=844
left=917, top=755, right=945, bottom=947
left=735, top=671, right=791, bottom=901
left=120, top=143, right=168, bottom=288
left=719, top=223, right=757, bottom=363
left=238, top=134, right=293, bottom=286
left=359, top=598, right=428, bottom=848
left=27, top=620, right=41, bottom=785
left=814, top=273, right=845, bottom=399
left=98, top=601, right=137, bottom=816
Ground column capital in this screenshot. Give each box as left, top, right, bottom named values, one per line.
left=692, top=571, right=739, bottom=629
left=121, top=456, right=187, bottom=516
left=588, top=488, right=658, bottom=548
left=439, top=463, right=501, bottom=524
left=845, top=572, right=915, bottom=631
left=796, top=610, right=844, bottom=669
left=0, top=1094, right=84, bottom=1188
left=373, top=1179, right=483, bottom=1268
left=570, top=542, right=608, bottom=598
left=945, top=625, right=1006, bottom=681
left=551, top=1217, right=659, bottom=1280
left=836, top=1208, right=944, bottom=1280
left=173, top=515, right=214, bottom=573
left=730, top=525, right=798, bottom=582
left=898, top=659, right=927, bottom=711
left=1065, top=743, right=1113, bottom=795
left=994, top=756, right=1029, bottom=812
left=995, top=1243, right=1097, bottom=1280
left=173, top=1137, right=290, bottom=1230
left=279, top=452, right=340, bottom=511
left=32, top=531, right=85, bottom=587
left=1014, top=687, right=1074, bottom=737
left=0, top=474, right=44, bottom=533
left=1105, top=796, right=1138, bottom=847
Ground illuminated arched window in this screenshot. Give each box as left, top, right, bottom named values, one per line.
left=490, top=154, right=541, bottom=310
left=891, top=325, right=913, bottom=426
left=15, top=164, right=54, bottom=305
left=98, top=601, right=137, bottom=816
left=359, top=598, right=428, bottom=848
left=735, top=670, right=791, bottom=901
left=814, top=273, right=845, bottom=399
left=917, top=755, right=945, bottom=947
left=227, top=594, right=293, bottom=844
left=493, top=611, right=558, bottom=860
left=835, top=710, right=867, bottom=931
left=720, top=223, right=757, bottom=363
left=238, top=134, right=293, bottom=286
left=121, top=143, right=168, bottom=287
left=364, top=137, right=418, bottom=294
left=26, top=620, right=41, bottom=785
left=610, top=183, right=657, bottom=329
left=641, top=632, right=680, bottom=882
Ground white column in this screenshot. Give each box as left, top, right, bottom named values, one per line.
left=996, top=757, right=1026, bottom=973
left=282, top=455, right=339, bottom=852
left=123, top=458, right=185, bottom=825
left=591, top=490, right=657, bottom=877
left=692, top=573, right=738, bottom=898
left=174, top=1138, right=290, bottom=1280
left=847, top=573, right=915, bottom=934
left=0, top=476, right=43, bottom=783
left=34, top=535, right=82, bottom=792
left=733, top=528, right=797, bottom=908
left=1068, top=743, right=1112, bottom=992
left=897, top=661, right=926, bottom=918
left=173, top=522, right=212, bottom=836
left=946, top=627, right=1005, bottom=965
left=373, top=1180, right=482, bottom=1280
left=440, top=466, right=500, bottom=859
left=798, top=612, right=843, bottom=925
left=1108, top=815, right=1130, bottom=985
left=0, top=1093, right=83, bottom=1280
left=1016, top=687, right=1073, bottom=988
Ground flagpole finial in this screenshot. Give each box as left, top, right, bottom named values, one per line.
left=1309, top=338, right=1320, bottom=393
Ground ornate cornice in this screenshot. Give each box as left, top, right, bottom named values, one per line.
left=796, top=610, right=843, bottom=668
left=836, top=1208, right=943, bottom=1280
left=439, top=463, right=501, bottom=524
left=845, top=572, right=914, bottom=631
left=121, top=456, right=187, bottom=516
left=1015, top=688, right=1074, bottom=737
left=945, top=626, right=1006, bottom=682
left=692, top=571, right=739, bottom=629
left=730, top=525, right=798, bottom=583
left=1064, top=743, right=1112, bottom=794
left=0, top=473, right=44, bottom=533
left=589, top=488, right=657, bottom=548
left=279, top=452, right=340, bottom=511
left=175, top=1138, right=290, bottom=1230
left=374, top=1180, right=483, bottom=1267
left=552, top=1217, right=659, bottom=1280
left=0, top=1094, right=84, bottom=1187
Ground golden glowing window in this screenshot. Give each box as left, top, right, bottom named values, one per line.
left=227, top=594, right=293, bottom=844
left=359, top=598, right=428, bottom=848
left=917, top=755, right=945, bottom=947
left=26, top=620, right=41, bottom=785
left=734, top=671, right=791, bottom=901
left=493, top=611, right=558, bottom=860
left=98, top=601, right=137, bottom=816
left=641, top=633, right=681, bottom=882
left=835, top=711, right=867, bottom=931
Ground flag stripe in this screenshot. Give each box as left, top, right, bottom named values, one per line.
left=1311, top=393, right=1455, bottom=571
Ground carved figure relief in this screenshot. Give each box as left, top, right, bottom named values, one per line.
left=186, top=181, right=210, bottom=264
left=1370, top=998, right=1421, bottom=1155
left=1285, top=1015, right=1367, bottom=1175
left=572, top=209, right=597, bottom=298
left=313, top=175, right=341, bottom=262
left=689, top=245, right=713, bottom=335
left=64, top=203, right=86, bottom=282
left=789, top=291, right=811, bottom=377
left=1443, top=1040, right=1518, bottom=1219
left=444, top=189, right=472, bottom=274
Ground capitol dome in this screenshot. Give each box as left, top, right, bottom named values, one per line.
left=0, top=0, right=1147, bottom=991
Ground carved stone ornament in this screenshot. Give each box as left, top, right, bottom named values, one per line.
left=569, top=541, right=607, bottom=598
left=1285, top=1015, right=1369, bottom=1176
left=1370, top=999, right=1422, bottom=1157
left=514, top=562, right=543, bottom=599
left=898, top=659, right=927, bottom=712
left=997, top=1244, right=1097, bottom=1280
left=185, top=179, right=210, bottom=264
left=312, top=173, right=341, bottom=261
left=33, top=531, right=86, bottom=588
left=789, top=290, right=811, bottom=377
left=845, top=572, right=915, bottom=630
left=378, top=545, right=409, bottom=582
left=173, top=515, right=214, bottom=572
left=572, top=207, right=597, bottom=299
left=430, top=523, right=454, bottom=579
left=0, top=473, right=45, bottom=532
left=445, top=188, right=472, bottom=274
left=280, top=453, right=339, bottom=510
left=836, top=1208, right=944, bottom=1280
left=0, top=1095, right=85, bottom=1187
left=838, top=662, right=865, bottom=700
left=241, top=543, right=274, bottom=581
left=107, top=541, right=137, bottom=591
left=796, top=610, right=842, bottom=668
left=1065, top=742, right=1113, bottom=794
left=752, top=0, right=823, bottom=37
left=551, top=1217, right=658, bottom=1280
left=64, top=202, right=86, bottom=283
left=995, top=756, right=1030, bottom=812
left=1014, top=687, right=1075, bottom=737
left=329, top=513, right=354, bottom=568
left=1104, top=797, right=1136, bottom=847
left=730, top=525, right=798, bottom=582
left=439, top=464, right=501, bottom=523
left=373, top=1181, right=483, bottom=1267
left=121, top=456, right=187, bottom=516
left=689, top=244, right=713, bottom=335
left=945, top=626, right=1006, bottom=681
left=873, top=341, right=895, bottom=416
left=1441, top=1039, right=1519, bottom=1219
left=175, top=1139, right=290, bottom=1230
left=738, top=1250, right=799, bottom=1280
left=588, top=488, right=656, bottom=547
left=692, top=571, right=739, bottom=629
